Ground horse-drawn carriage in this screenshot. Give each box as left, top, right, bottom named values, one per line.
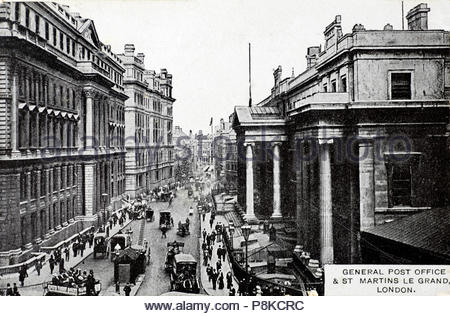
left=164, top=241, right=184, bottom=273
left=159, top=210, right=172, bottom=230
left=169, top=254, right=200, bottom=294
left=93, top=232, right=108, bottom=259
left=145, top=208, right=154, bottom=222
left=177, top=222, right=190, bottom=237
left=110, top=230, right=133, bottom=261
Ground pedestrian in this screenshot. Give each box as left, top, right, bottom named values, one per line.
left=13, top=283, right=20, bottom=296
left=18, top=264, right=28, bottom=287
left=170, top=217, right=174, bottom=227
left=209, top=217, right=214, bottom=229
left=226, top=271, right=233, bottom=290
left=59, top=258, right=65, bottom=274
left=35, top=260, right=42, bottom=276
left=5, top=283, right=13, bottom=296
left=229, top=286, right=236, bottom=296
left=216, top=259, right=222, bottom=272
left=211, top=231, right=216, bottom=245
left=80, top=241, right=85, bottom=257
left=202, top=213, right=206, bottom=222
left=206, top=234, right=211, bottom=247
left=123, top=283, right=132, bottom=296
left=49, top=255, right=55, bottom=274
left=202, top=229, right=207, bottom=242
left=211, top=269, right=218, bottom=290
left=161, top=226, right=167, bottom=238
left=208, top=246, right=213, bottom=261
left=115, top=282, right=120, bottom=294
left=206, top=264, right=213, bottom=282
left=217, top=245, right=222, bottom=259
left=64, top=246, right=70, bottom=261
left=218, top=272, right=224, bottom=290
left=73, top=241, right=78, bottom=257
left=238, top=279, right=245, bottom=296
left=89, top=233, right=94, bottom=248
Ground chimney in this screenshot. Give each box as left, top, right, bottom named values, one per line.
left=306, top=46, right=321, bottom=70
left=406, top=3, right=430, bottom=30
left=72, top=12, right=81, bottom=19
left=273, top=66, right=282, bottom=86
left=383, top=23, right=394, bottom=31
left=137, top=53, right=145, bottom=64
left=124, top=44, right=135, bottom=56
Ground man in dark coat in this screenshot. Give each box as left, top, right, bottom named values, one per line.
left=211, top=269, right=218, bottom=290
left=18, top=264, right=28, bottom=287
left=123, top=283, right=132, bottom=296
left=49, top=255, right=55, bottom=274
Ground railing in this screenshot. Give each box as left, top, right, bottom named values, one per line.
left=0, top=253, right=46, bottom=277
left=40, top=226, right=94, bottom=254
left=222, top=230, right=304, bottom=296
left=294, top=92, right=349, bottom=109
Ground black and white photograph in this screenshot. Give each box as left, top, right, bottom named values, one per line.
left=0, top=0, right=449, bottom=302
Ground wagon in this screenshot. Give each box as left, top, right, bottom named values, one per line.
left=169, top=254, right=200, bottom=294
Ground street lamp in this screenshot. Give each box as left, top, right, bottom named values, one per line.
left=241, top=224, right=251, bottom=273
left=101, top=193, right=108, bottom=233
left=229, top=225, right=235, bottom=251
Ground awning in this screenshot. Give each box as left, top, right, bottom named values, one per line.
left=38, top=106, right=46, bottom=113
left=18, top=103, right=27, bottom=110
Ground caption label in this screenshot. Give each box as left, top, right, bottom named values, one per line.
left=325, top=265, right=450, bottom=296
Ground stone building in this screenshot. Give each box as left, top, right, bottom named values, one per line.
left=213, top=116, right=238, bottom=192
left=232, top=3, right=450, bottom=265
left=0, top=2, right=127, bottom=265
left=118, top=45, right=175, bottom=198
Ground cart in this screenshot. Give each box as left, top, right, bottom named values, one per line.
left=160, top=210, right=172, bottom=230
left=145, top=209, right=154, bottom=222
left=93, top=233, right=108, bottom=259
left=169, top=254, right=200, bottom=293
left=43, top=281, right=101, bottom=296
left=164, top=241, right=184, bottom=272
left=177, top=222, right=190, bottom=237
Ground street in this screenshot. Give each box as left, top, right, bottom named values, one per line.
left=80, top=188, right=202, bottom=296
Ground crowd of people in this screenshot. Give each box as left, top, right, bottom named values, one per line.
left=49, top=268, right=99, bottom=295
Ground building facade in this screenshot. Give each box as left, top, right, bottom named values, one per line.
left=0, top=2, right=128, bottom=265
left=118, top=44, right=175, bottom=199
left=233, top=3, right=450, bottom=266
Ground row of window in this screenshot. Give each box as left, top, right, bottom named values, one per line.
left=19, top=165, right=78, bottom=202
left=15, top=3, right=124, bottom=87
left=136, top=167, right=173, bottom=187
left=17, top=66, right=78, bottom=111
left=20, top=197, right=78, bottom=244
left=18, top=110, right=78, bottom=149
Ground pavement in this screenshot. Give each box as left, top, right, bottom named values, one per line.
left=0, top=215, right=133, bottom=296
left=198, top=186, right=239, bottom=296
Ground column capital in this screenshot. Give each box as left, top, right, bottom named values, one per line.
left=318, top=138, right=334, bottom=145
left=83, top=88, right=96, bottom=99
left=243, top=142, right=254, bottom=148
left=271, top=141, right=283, bottom=148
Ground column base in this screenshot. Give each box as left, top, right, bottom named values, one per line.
left=244, top=213, right=258, bottom=224
left=270, top=212, right=283, bottom=219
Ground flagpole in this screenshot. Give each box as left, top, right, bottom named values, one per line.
left=248, top=42, right=252, bottom=107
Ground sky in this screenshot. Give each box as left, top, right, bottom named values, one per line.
left=68, top=0, right=450, bottom=134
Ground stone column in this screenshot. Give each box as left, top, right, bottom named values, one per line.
left=84, top=88, right=95, bottom=148
left=11, top=65, right=19, bottom=153
left=271, top=142, right=282, bottom=219
left=349, top=163, right=360, bottom=263
left=319, top=140, right=334, bottom=265
left=84, top=163, right=95, bottom=217
left=359, top=140, right=375, bottom=231
left=244, top=143, right=257, bottom=223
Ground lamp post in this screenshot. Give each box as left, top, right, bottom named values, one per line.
left=241, top=224, right=251, bottom=273
left=101, top=193, right=108, bottom=233
left=229, top=225, right=235, bottom=251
